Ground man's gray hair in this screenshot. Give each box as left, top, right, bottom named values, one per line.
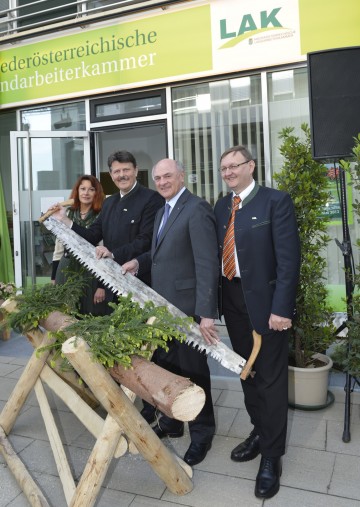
left=151, top=159, right=184, bottom=179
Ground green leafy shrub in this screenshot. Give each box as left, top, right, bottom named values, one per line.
left=274, top=124, right=335, bottom=368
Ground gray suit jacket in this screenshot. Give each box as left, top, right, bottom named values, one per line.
left=138, top=188, right=219, bottom=318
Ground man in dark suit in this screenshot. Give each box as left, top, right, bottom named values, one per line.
left=52, top=150, right=163, bottom=305
left=214, top=145, right=300, bottom=499
left=122, top=158, right=219, bottom=467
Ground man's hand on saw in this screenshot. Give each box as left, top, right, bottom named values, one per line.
left=95, top=246, right=114, bottom=259
left=48, top=204, right=72, bottom=227
left=200, top=317, right=220, bottom=345
left=121, top=259, right=139, bottom=276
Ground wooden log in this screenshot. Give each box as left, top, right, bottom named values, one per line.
left=69, top=415, right=125, bottom=507
left=2, top=304, right=205, bottom=422
left=0, top=301, right=99, bottom=410
left=109, top=356, right=205, bottom=421
left=34, top=378, right=76, bottom=505
left=40, top=364, right=128, bottom=458
left=0, top=336, right=55, bottom=435
left=62, top=336, right=193, bottom=495
left=120, top=386, right=138, bottom=455
left=34, top=309, right=205, bottom=422
left=26, top=327, right=99, bottom=409
left=0, top=426, right=50, bottom=507
left=0, top=298, right=11, bottom=340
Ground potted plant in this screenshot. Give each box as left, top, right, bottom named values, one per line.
left=0, top=281, right=16, bottom=340
left=274, top=123, right=335, bottom=408
left=331, top=134, right=360, bottom=375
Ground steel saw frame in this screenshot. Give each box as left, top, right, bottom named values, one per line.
left=43, top=216, right=261, bottom=379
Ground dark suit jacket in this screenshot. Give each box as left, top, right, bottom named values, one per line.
left=214, top=183, right=300, bottom=335
left=138, top=188, right=219, bottom=319
left=72, top=183, right=163, bottom=284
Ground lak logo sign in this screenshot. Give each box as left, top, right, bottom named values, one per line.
left=219, top=8, right=284, bottom=48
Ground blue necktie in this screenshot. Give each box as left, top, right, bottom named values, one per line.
left=156, top=203, right=171, bottom=243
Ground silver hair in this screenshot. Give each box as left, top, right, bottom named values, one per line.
left=151, top=159, right=184, bottom=179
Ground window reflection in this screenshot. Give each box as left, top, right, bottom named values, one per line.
left=172, top=76, right=263, bottom=205
left=20, top=102, right=86, bottom=131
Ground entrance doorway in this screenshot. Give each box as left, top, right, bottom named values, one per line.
left=93, top=121, right=168, bottom=195
left=10, top=130, right=90, bottom=288
left=10, top=121, right=168, bottom=288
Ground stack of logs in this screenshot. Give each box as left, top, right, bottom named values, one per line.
left=0, top=299, right=209, bottom=505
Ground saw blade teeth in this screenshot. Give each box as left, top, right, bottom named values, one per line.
left=46, top=217, right=246, bottom=374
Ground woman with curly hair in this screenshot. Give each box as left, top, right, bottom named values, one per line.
left=51, top=174, right=107, bottom=315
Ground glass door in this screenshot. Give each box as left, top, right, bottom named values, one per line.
left=10, top=131, right=90, bottom=289
left=94, top=121, right=168, bottom=195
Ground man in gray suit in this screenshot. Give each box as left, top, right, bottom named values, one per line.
left=122, top=158, right=219, bottom=466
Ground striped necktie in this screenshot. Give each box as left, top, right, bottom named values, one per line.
left=223, top=195, right=241, bottom=280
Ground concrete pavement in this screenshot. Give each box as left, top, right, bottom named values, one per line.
left=1, top=332, right=360, bottom=507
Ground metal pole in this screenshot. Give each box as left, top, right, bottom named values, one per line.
left=337, top=165, right=354, bottom=442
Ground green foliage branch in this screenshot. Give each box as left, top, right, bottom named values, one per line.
left=274, top=123, right=335, bottom=368
left=3, top=275, right=191, bottom=371
left=44, top=296, right=191, bottom=370
left=5, top=275, right=86, bottom=333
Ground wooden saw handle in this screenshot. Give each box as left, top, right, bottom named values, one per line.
left=240, top=330, right=262, bottom=380
left=38, top=199, right=74, bottom=223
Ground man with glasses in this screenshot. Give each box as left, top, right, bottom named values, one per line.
left=214, top=145, right=300, bottom=499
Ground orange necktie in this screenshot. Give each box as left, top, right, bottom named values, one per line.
left=223, top=195, right=241, bottom=280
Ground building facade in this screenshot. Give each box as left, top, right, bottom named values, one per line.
left=0, top=0, right=359, bottom=309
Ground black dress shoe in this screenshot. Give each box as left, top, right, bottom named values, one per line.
left=255, top=456, right=282, bottom=499
left=153, top=424, right=184, bottom=439
left=231, top=430, right=260, bottom=462
left=140, top=406, right=156, bottom=424
left=184, top=441, right=212, bottom=466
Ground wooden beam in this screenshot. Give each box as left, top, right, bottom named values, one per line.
left=40, top=364, right=128, bottom=457
left=34, top=378, right=76, bottom=504
left=62, top=336, right=193, bottom=496
left=0, top=336, right=54, bottom=434
left=69, top=415, right=124, bottom=507
left=109, top=356, right=205, bottom=421
left=0, top=426, right=50, bottom=507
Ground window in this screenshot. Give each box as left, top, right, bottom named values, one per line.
left=172, top=76, right=263, bottom=205
left=90, top=90, right=166, bottom=123
left=0, top=1, right=173, bottom=38
left=268, top=67, right=309, bottom=178
left=20, top=102, right=86, bottom=131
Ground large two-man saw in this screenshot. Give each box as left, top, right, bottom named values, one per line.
left=42, top=216, right=261, bottom=379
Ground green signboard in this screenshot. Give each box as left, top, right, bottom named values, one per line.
left=0, top=6, right=212, bottom=107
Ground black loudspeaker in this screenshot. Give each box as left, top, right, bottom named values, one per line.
left=308, top=46, right=360, bottom=160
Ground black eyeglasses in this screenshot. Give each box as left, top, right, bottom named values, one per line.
left=219, top=160, right=250, bottom=174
